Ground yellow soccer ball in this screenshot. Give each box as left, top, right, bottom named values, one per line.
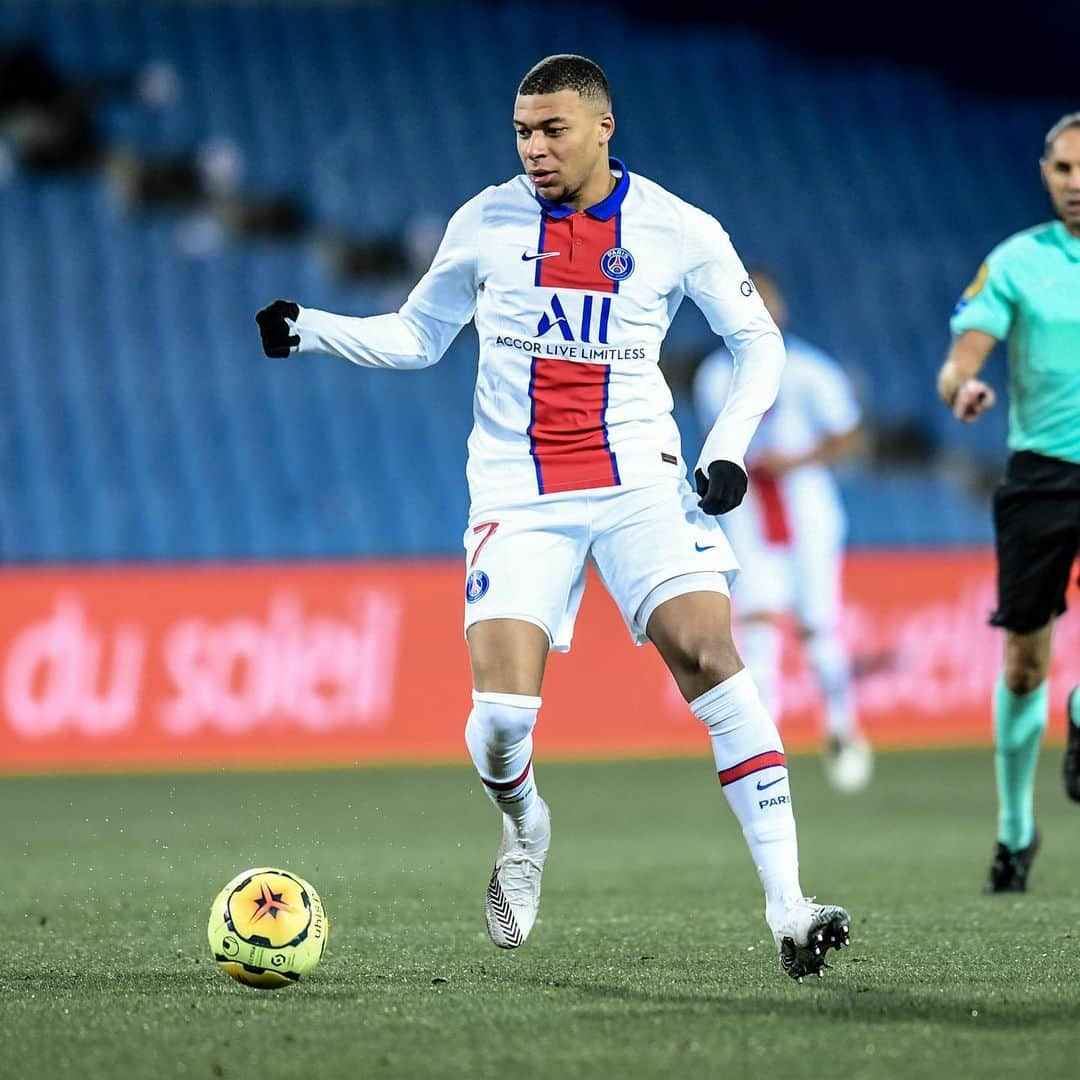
left=207, top=867, right=328, bottom=989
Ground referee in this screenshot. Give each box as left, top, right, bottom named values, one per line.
left=937, top=111, right=1080, bottom=894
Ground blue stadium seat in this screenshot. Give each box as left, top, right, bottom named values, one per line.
left=0, top=0, right=1069, bottom=560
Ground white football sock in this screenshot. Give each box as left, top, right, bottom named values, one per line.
left=465, top=691, right=544, bottom=833
left=691, top=669, right=802, bottom=921
left=805, top=630, right=857, bottom=741
left=739, top=619, right=782, bottom=722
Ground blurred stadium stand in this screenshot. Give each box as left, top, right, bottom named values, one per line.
left=0, top=0, right=1072, bottom=560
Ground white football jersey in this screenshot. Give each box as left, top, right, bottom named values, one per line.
left=693, top=333, right=861, bottom=544
left=295, top=159, right=782, bottom=512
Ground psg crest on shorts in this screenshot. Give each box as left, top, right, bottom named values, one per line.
left=465, top=570, right=490, bottom=603
left=600, top=247, right=635, bottom=281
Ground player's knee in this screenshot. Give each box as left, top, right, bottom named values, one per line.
left=706, top=643, right=745, bottom=686
left=466, top=693, right=539, bottom=749
left=681, top=639, right=743, bottom=688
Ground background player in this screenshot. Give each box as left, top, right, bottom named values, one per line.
left=938, top=111, right=1080, bottom=893
left=257, top=54, right=851, bottom=980
left=692, top=269, right=870, bottom=792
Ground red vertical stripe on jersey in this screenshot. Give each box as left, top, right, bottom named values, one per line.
left=528, top=357, right=620, bottom=495
left=749, top=468, right=793, bottom=545
left=537, top=214, right=618, bottom=292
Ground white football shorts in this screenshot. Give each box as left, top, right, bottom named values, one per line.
left=721, top=498, right=844, bottom=632
left=462, top=477, right=737, bottom=651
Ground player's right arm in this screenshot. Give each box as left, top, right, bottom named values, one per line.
left=255, top=189, right=489, bottom=369
left=938, top=252, right=1013, bottom=422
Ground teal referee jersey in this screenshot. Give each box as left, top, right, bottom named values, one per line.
left=950, top=221, right=1080, bottom=464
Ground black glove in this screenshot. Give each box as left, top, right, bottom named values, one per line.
left=695, top=459, right=748, bottom=515
left=255, top=299, right=300, bottom=357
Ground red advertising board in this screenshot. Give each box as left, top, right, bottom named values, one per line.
left=0, top=551, right=1076, bottom=773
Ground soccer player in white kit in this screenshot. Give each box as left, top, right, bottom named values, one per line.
left=692, top=270, right=872, bottom=792
left=256, top=55, right=850, bottom=981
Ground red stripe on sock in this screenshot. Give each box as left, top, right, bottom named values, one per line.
left=717, top=750, right=786, bottom=786
left=482, top=758, right=533, bottom=792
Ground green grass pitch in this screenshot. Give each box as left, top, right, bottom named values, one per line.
left=2, top=748, right=1078, bottom=1079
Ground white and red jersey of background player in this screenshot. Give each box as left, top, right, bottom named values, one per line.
left=293, top=158, right=785, bottom=511
left=693, top=333, right=862, bottom=548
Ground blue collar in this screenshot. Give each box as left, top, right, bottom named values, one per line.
left=533, top=157, right=630, bottom=220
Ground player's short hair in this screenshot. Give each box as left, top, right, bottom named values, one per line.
left=517, top=55, right=611, bottom=110
left=1043, top=112, right=1080, bottom=158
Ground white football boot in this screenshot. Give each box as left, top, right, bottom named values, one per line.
left=484, top=798, right=551, bottom=949
left=824, top=734, right=873, bottom=793
left=768, top=897, right=851, bottom=981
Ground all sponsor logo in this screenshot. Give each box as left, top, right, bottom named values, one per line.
left=536, top=292, right=613, bottom=344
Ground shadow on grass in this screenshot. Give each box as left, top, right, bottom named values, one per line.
left=16, top=964, right=1077, bottom=1032
left=546, top=978, right=1079, bottom=1028
left=10, top=969, right=221, bottom=994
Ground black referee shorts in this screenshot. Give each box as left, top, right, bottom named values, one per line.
left=990, top=450, right=1080, bottom=634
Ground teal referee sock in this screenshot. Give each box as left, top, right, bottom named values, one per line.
left=994, top=673, right=1047, bottom=852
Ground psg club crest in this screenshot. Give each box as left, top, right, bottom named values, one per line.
left=600, top=247, right=635, bottom=281
left=465, top=570, right=490, bottom=603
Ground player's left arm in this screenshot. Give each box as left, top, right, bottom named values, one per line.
left=757, top=427, right=862, bottom=476
left=759, top=358, right=863, bottom=474
left=681, top=207, right=785, bottom=514
left=810, top=426, right=862, bottom=465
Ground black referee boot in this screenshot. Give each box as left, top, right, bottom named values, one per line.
left=983, top=831, right=1039, bottom=894
left=1063, top=687, right=1080, bottom=803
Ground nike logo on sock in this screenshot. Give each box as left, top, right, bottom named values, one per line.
left=756, top=775, right=785, bottom=791
left=521, top=250, right=561, bottom=261
left=695, top=542, right=716, bottom=552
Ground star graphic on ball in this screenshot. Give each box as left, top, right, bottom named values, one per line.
left=250, top=881, right=295, bottom=923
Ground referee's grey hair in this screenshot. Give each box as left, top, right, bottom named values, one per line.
left=1043, top=112, right=1080, bottom=157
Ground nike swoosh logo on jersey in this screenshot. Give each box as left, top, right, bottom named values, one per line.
left=521, top=250, right=561, bottom=261
left=756, top=776, right=785, bottom=791
left=695, top=542, right=716, bottom=552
